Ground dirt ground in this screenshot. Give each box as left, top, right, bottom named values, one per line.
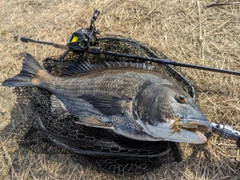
left=0, top=0, right=239, bottom=179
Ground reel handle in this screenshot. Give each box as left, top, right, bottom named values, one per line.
left=89, top=9, right=100, bottom=33
left=91, top=9, right=100, bottom=25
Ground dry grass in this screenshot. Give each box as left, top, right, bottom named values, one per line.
left=0, top=0, right=239, bottom=179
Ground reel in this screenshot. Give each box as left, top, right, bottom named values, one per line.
left=67, top=10, right=100, bottom=54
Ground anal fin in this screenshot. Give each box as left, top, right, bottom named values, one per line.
left=75, top=116, right=114, bottom=129
left=51, top=95, right=70, bottom=119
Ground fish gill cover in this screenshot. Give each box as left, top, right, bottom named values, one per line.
left=14, top=35, right=196, bottom=176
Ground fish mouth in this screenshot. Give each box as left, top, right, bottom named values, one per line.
left=170, top=117, right=212, bottom=144
left=171, top=117, right=211, bottom=132
left=178, top=119, right=211, bottom=133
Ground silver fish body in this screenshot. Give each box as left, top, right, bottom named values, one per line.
left=2, top=54, right=211, bottom=144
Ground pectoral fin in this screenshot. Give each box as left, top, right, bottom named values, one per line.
left=78, top=94, right=132, bottom=116
left=75, top=116, right=114, bottom=129
left=51, top=95, right=70, bottom=119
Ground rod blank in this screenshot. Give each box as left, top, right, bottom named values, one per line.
left=20, top=37, right=240, bottom=76
left=20, top=37, right=68, bottom=50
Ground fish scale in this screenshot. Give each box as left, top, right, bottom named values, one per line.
left=55, top=72, right=147, bottom=98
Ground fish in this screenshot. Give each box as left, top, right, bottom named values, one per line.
left=2, top=53, right=211, bottom=144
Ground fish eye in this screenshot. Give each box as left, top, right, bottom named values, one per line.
left=175, top=94, right=187, bottom=103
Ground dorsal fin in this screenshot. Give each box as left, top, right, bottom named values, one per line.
left=61, top=61, right=153, bottom=76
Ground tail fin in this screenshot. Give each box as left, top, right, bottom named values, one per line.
left=2, top=53, right=44, bottom=87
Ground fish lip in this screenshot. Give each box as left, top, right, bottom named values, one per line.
left=178, top=118, right=212, bottom=133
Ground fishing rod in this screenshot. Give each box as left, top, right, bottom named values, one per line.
left=20, top=36, right=240, bottom=76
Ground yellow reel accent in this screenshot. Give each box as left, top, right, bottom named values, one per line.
left=71, top=36, right=78, bottom=42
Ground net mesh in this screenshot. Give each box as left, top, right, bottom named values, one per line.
left=14, top=35, right=196, bottom=176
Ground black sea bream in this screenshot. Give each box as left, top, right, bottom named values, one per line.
left=2, top=54, right=211, bottom=144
